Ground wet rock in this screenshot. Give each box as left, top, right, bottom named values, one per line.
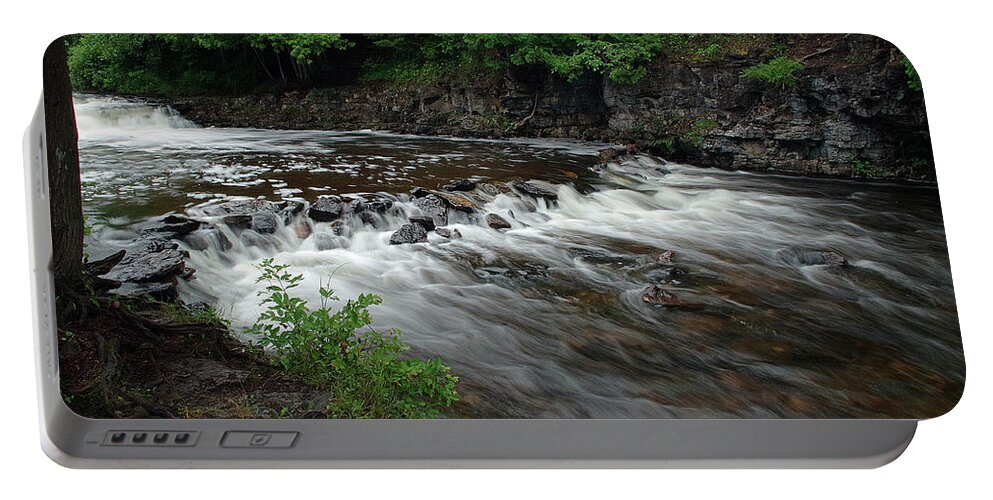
left=476, top=182, right=512, bottom=197
left=413, top=194, right=449, bottom=226
left=279, top=200, right=306, bottom=222
left=777, top=248, right=848, bottom=268
left=389, top=223, right=429, bottom=245
left=485, top=213, right=512, bottom=230
left=570, top=247, right=633, bottom=266
left=222, top=214, right=252, bottom=229
left=442, top=179, right=477, bottom=192
left=352, top=196, right=394, bottom=214
left=435, top=227, right=462, bottom=239
left=308, top=195, right=347, bottom=222
left=430, top=190, right=479, bottom=212
left=251, top=212, right=280, bottom=234
left=144, top=215, right=201, bottom=238
left=511, top=181, right=558, bottom=202
left=408, top=215, right=436, bottom=231
left=103, top=238, right=192, bottom=284
left=658, top=250, right=677, bottom=264
left=641, top=285, right=683, bottom=306
left=205, top=199, right=280, bottom=217
left=474, top=261, right=549, bottom=281
left=410, top=187, right=431, bottom=198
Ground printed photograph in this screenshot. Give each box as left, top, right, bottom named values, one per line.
left=45, top=34, right=964, bottom=419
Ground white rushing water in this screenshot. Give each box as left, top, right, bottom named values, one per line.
left=77, top=95, right=963, bottom=418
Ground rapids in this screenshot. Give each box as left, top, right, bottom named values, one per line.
left=76, top=95, right=964, bottom=418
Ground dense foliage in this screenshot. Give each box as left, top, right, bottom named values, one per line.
left=248, top=259, right=459, bottom=418
left=67, top=34, right=353, bottom=94
left=66, top=34, right=796, bottom=95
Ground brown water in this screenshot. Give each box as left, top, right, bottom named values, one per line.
left=77, top=95, right=964, bottom=418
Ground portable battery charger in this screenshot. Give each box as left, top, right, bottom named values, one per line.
left=26, top=34, right=963, bottom=468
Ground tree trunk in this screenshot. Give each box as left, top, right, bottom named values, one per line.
left=43, top=37, right=85, bottom=291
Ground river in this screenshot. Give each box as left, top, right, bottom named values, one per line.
left=75, top=94, right=964, bottom=419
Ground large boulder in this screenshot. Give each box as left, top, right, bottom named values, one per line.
left=413, top=194, right=449, bottom=226
left=308, top=195, right=347, bottom=222
left=251, top=212, right=280, bottom=234
left=389, top=223, right=428, bottom=245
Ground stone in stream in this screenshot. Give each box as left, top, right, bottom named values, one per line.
left=641, top=285, right=683, bottom=306
left=389, top=223, right=429, bottom=245
left=435, top=227, right=462, bottom=239
left=222, top=214, right=252, bottom=229
left=351, top=196, right=394, bottom=215
left=308, top=195, right=348, bottom=222
left=511, top=180, right=558, bottom=202
left=278, top=200, right=306, bottom=222
left=777, top=248, right=848, bottom=268
left=410, top=187, right=431, bottom=198
left=102, top=237, right=194, bottom=289
left=143, top=215, right=201, bottom=238
left=251, top=212, right=280, bottom=234
left=429, top=190, right=479, bottom=212
left=205, top=198, right=294, bottom=234
left=485, top=213, right=512, bottom=230
left=413, top=194, right=449, bottom=226
left=657, top=250, right=677, bottom=264
left=408, top=215, right=436, bottom=231
left=442, top=178, right=477, bottom=192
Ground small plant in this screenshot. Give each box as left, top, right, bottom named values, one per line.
left=648, top=135, right=676, bottom=154
left=901, top=57, right=923, bottom=92
left=851, top=157, right=883, bottom=178
left=248, top=258, right=459, bottom=418
left=741, top=57, right=804, bottom=88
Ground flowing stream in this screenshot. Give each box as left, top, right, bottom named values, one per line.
left=76, top=94, right=964, bottom=418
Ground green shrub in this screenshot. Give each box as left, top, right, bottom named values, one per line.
left=741, top=57, right=804, bottom=88
left=248, top=259, right=459, bottom=418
